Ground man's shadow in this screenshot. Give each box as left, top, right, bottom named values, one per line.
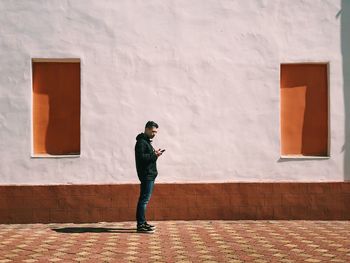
left=51, top=227, right=138, bottom=234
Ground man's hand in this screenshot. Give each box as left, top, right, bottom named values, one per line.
left=155, top=149, right=163, bottom=157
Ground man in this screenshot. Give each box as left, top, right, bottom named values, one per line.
left=135, top=121, right=164, bottom=233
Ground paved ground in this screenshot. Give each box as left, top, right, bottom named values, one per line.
left=0, top=220, right=349, bottom=262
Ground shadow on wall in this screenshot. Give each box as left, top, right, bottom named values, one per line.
left=341, top=1, right=350, bottom=181
left=301, top=66, right=328, bottom=156
left=44, top=62, right=80, bottom=155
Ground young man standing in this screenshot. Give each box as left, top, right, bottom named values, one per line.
left=135, top=121, right=164, bottom=233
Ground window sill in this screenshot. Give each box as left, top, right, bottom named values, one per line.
left=280, top=155, right=330, bottom=160
left=31, top=154, right=80, bottom=159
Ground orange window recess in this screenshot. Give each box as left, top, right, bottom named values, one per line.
left=32, top=60, right=81, bottom=155
left=280, top=63, right=328, bottom=157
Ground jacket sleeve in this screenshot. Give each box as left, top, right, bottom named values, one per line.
left=135, top=141, right=158, bottom=163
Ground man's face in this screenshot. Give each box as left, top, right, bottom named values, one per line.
left=145, top=127, right=158, bottom=139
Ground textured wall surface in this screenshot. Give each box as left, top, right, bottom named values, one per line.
left=0, top=0, right=346, bottom=184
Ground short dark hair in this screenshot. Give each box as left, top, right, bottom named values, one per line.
left=145, top=121, right=159, bottom=129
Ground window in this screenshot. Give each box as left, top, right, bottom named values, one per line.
left=32, top=59, right=81, bottom=156
left=280, top=63, right=329, bottom=157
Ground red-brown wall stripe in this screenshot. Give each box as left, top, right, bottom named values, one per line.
left=0, top=183, right=349, bottom=223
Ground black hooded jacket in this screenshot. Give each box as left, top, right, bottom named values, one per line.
left=135, top=133, right=158, bottom=181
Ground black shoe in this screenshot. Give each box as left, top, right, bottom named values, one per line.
left=137, top=223, right=154, bottom=233
left=145, top=222, right=156, bottom=229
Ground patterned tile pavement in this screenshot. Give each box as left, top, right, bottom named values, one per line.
left=0, top=220, right=349, bottom=262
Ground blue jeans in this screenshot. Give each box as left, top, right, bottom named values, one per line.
left=136, top=179, right=155, bottom=225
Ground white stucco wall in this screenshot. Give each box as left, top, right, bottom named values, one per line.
left=0, top=0, right=346, bottom=184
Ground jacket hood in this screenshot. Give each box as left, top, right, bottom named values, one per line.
left=136, top=132, right=150, bottom=142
